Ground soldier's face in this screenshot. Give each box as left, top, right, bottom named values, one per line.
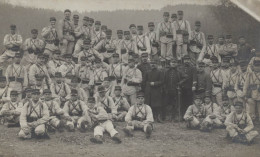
left=125, top=35, right=130, bottom=40
left=117, top=34, right=123, bottom=39
left=10, top=29, right=16, bottom=34
left=95, top=25, right=101, bottom=31
left=113, top=57, right=119, bottom=63
left=148, top=26, right=154, bottom=31
left=99, top=91, right=106, bottom=97
left=178, top=14, right=183, bottom=20
left=170, top=62, right=177, bottom=67
left=95, top=63, right=101, bottom=68
left=44, top=93, right=52, bottom=101
left=194, top=99, right=202, bottom=105
left=114, top=90, right=121, bottom=96
left=195, top=25, right=201, bottom=31
left=103, top=81, right=110, bottom=88
left=50, top=21, right=56, bottom=27
left=141, top=56, right=148, bottom=63
left=218, top=38, right=224, bottom=44
left=26, top=92, right=32, bottom=98
left=0, top=82, right=6, bottom=88
left=240, top=65, right=247, bottom=72
left=204, top=97, right=211, bottom=104
left=36, top=80, right=42, bottom=86
left=130, top=27, right=137, bottom=34
left=65, top=57, right=72, bottom=62
left=88, top=102, right=95, bottom=109
left=32, top=93, right=40, bottom=102
left=56, top=78, right=62, bottom=84
left=86, top=61, right=92, bottom=67
left=137, top=29, right=143, bottom=35
left=231, top=65, right=237, bottom=73
left=107, top=35, right=112, bottom=40
left=151, top=63, right=157, bottom=69
left=73, top=19, right=79, bottom=24
left=71, top=95, right=77, bottom=101
left=197, top=66, right=204, bottom=71
left=212, top=63, right=219, bottom=69
left=183, top=59, right=190, bottom=65
left=163, top=15, right=169, bottom=22
left=208, top=39, right=214, bottom=45
left=14, top=57, right=21, bottom=64
left=10, top=95, right=18, bottom=102
left=235, top=106, right=243, bottom=114
left=64, top=12, right=71, bottom=19
left=83, top=20, right=88, bottom=26
left=128, top=61, right=135, bottom=68
left=225, top=38, right=232, bottom=43
left=221, top=63, right=229, bottom=69
left=239, top=38, right=246, bottom=45
left=171, top=17, right=177, bottom=21
left=38, top=57, right=45, bottom=64
left=32, top=33, right=38, bottom=39
left=137, top=97, right=144, bottom=105
left=222, top=100, right=229, bottom=106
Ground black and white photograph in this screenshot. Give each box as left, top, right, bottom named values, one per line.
left=0, top=0, right=260, bottom=156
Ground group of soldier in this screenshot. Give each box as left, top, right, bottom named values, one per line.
left=0, top=9, right=259, bottom=144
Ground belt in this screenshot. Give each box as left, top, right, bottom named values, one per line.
left=82, top=80, right=90, bottom=84
left=95, top=82, right=102, bottom=86
left=213, top=83, right=222, bottom=88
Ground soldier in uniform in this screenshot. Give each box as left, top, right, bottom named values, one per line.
left=116, top=30, right=124, bottom=49
left=87, top=97, right=121, bottom=144
left=63, top=89, right=91, bottom=132
left=129, top=24, right=137, bottom=39
left=119, top=31, right=138, bottom=65
left=5, top=52, right=27, bottom=100
left=22, top=29, right=45, bottom=71
left=225, top=99, right=259, bottom=144
left=112, top=86, right=130, bottom=121
left=234, top=60, right=249, bottom=99
left=137, top=53, right=151, bottom=91
left=200, top=93, right=223, bottom=132
left=172, top=10, right=191, bottom=61
left=18, top=89, right=50, bottom=139
left=32, top=75, right=48, bottom=94
left=58, top=54, right=76, bottom=84
left=73, top=14, right=79, bottom=29
left=146, top=22, right=160, bottom=61
left=21, top=87, right=33, bottom=106
left=218, top=34, right=238, bottom=61
left=41, top=17, right=59, bottom=57
left=29, top=53, right=52, bottom=89
left=123, top=92, right=154, bottom=138
left=134, top=25, right=151, bottom=57
left=0, top=76, right=10, bottom=111
left=171, top=13, right=177, bottom=23
left=0, top=25, right=23, bottom=65
left=91, top=21, right=106, bottom=47
left=156, top=12, right=176, bottom=61
left=143, top=60, right=164, bottom=122
left=121, top=58, right=142, bottom=106
left=108, top=53, right=125, bottom=87
left=184, top=94, right=206, bottom=129
left=237, top=36, right=255, bottom=64
left=47, top=50, right=64, bottom=77
left=68, top=76, right=89, bottom=103
left=58, top=9, right=75, bottom=55
left=189, top=21, right=206, bottom=65
left=219, top=95, right=235, bottom=123
left=93, top=58, right=108, bottom=91
left=0, top=90, right=22, bottom=127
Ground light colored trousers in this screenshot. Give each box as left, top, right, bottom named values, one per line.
left=94, top=120, right=118, bottom=137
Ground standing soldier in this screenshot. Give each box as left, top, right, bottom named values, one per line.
left=41, top=17, right=59, bottom=57
left=63, top=89, right=91, bottom=132
left=146, top=22, right=160, bottom=61
left=171, top=13, right=177, bottom=23
left=68, top=76, right=89, bottom=103
left=32, top=75, right=48, bottom=94
left=22, top=29, right=45, bottom=71
left=156, top=12, right=176, bottom=61
left=58, top=54, right=76, bottom=84
left=58, top=9, right=75, bottom=55
left=143, top=60, right=164, bottom=122
left=237, top=36, right=255, bottom=64
left=123, top=92, right=154, bottom=138
left=116, top=30, right=124, bottom=49
left=0, top=76, right=10, bottom=111
left=198, top=35, right=221, bottom=64
left=91, top=21, right=106, bottom=48
left=129, top=24, right=137, bottom=39
left=18, top=89, right=50, bottom=139
left=0, top=25, right=22, bottom=65
left=73, top=15, right=80, bottom=29
left=137, top=53, right=151, bottom=91
left=93, top=58, right=108, bottom=92
left=121, top=58, right=142, bottom=106
left=218, top=35, right=238, bottom=61
left=134, top=25, right=151, bottom=57
left=5, top=52, right=28, bottom=100
left=108, top=53, right=125, bottom=86
left=0, top=90, right=22, bottom=127
left=225, top=99, right=259, bottom=144
left=189, top=21, right=206, bottom=65
left=29, top=53, right=52, bottom=89
left=172, top=10, right=191, bottom=61
left=219, top=95, right=235, bottom=123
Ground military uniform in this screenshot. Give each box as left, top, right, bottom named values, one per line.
left=47, top=50, right=64, bottom=77
left=57, top=54, right=76, bottom=84
left=68, top=76, right=89, bottom=103
left=218, top=35, right=238, bottom=60
left=91, top=21, right=106, bottom=47
left=108, top=53, right=126, bottom=86
left=156, top=12, right=176, bottom=60
left=0, top=25, right=23, bottom=64
left=172, top=11, right=191, bottom=61
left=146, top=22, right=159, bottom=61
left=137, top=53, right=151, bottom=91
left=210, top=66, right=225, bottom=105
left=219, top=96, right=235, bottom=122
left=93, top=60, right=108, bottom=91
left=0, top=77, right=10, bottom=110
left=18, top=89, right=50, bottom=139
left=134, top=26, right=151, bottom=57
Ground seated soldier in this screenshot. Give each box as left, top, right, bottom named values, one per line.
left=219, top=95, right=235, bottom=123
left=102, top=77, right=114, bottom=97
left=200, top=93, right=223, bottom=132
left=113, top=86, right=130, bottom=121
left=0, top=90, right=22, bottom=127
left=183, top=94, right=206, bottom=129
left=63, top=89, right=91, bottom=132
left=33, top=74, right=48, bottom=94
left=87, top=97, right=122, bottom=144
left=123, top=92, right=154, bottom=138
left=21, top=87, right=33, bottom=105
left=68, top=76, right=88, bottom=103
left=19, top=89, right=50, bottom=139
left=225, top=99, right=259, bottom=144
left=0, top=75, right=10, bottom=110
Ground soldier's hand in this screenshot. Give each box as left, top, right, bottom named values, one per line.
left=240, top=129, right=247, bottom=134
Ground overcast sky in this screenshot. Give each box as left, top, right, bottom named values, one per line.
left=1, top=0, right=221, bottom=12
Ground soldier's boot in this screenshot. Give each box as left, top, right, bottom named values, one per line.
left=66, top=124, right=75, bottom=132
left=232, top=135, right=241, bottom=143
left=56, top=121, right=65, bottom=132
left=79, top=121, right=87, bottom=133
left=90, top=135, right=103, bottom=144
left=123, top=128, right=133, bottom=137
left=111, top=133, right=122, bottom=144
left=145, top=125, right=153, bottom=139
left=7, top=122, right=20, bottom=128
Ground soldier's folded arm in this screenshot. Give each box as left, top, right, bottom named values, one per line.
left=35, top=103, right=50, bottom=125
left=144, top=106, right=154, bottom=123
left=54, top=101, right=64, bottom=115
left=125, top=106, right=134, bottom=122
left=183, top=106, right=193, bottom=120
left=13, top=35, right=23, bottom=46
left=0, top=103, right=9, bottom=116
left=3, top=35, right=13, bottom=48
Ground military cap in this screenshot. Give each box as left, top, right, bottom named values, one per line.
left=71, top=89, right=78, bottom=95
left=35, top=74, right=44, bottom=81
left=54, top=72, right=62, bottom=78
left=24, top=87, right=33, bottom=93
left=195, top=21, right=201, bottom=26
left=137, top=25, right=143, bottom=30
left=0, top=76, right=6, bottom=82
left=137, top=91, right=145, bottom=98
left=83, top=16, right=89, bottom=21
left=89, top=18, right=94, bottom=23
left=124, top=31, right=130, bottom=35
left=129, top=24, right=136, bottom=29
left=171, top=13, right=177, bottom=18
left=177, top=10, right=183, bottom=15
left=43, top=89, right=52, bottom=94
left=64, top=9, right=71, bottom=13
left=98, top=85, right=106, bottom=92
left=83, top=38, right=92, bottom=45
left=117, top=30, right=123, bottom=34
left=211, top=56, right=219, bottom=63
left=239, top=60, right=248, bottom=66
left=183, top=55, right=190, bottom=60
left=194, top=94, right=202, bottom=100
left=141, top=53, right=148, bottom=57
left=204, top=91, right=211, bottom=98
left=112, top=53, right=119, bottom=57
left=238, top=35, right=245, bottom=39
left=31, top=29, right=38, bottom=34
left=15, top=52, right=23, bottom=58
left=50, top=17, right=56, bottom=21
left=31, top=89, right=40, bottom=94
left=95, top=21, right=101, bottom=25
left=198, top=61, right=205, bottom=67
left=106, top=29, right=112, bottom=35
left=163, top=12, right=170, bottom=16
left=10, top=90, right=19, bottom=96
left=233, top=99, right=244, bottom=107
left=71, top=76, right=81, bottom=83
left=73, top=14, right=79, bottom=19
left=53, top=50, right=61, bottom=55
left=148, top=22, right=155, bottom=27
left=114, top=86, right=122, bottom=91
left=101, top=25, right=107, bottom=30
left=225, top=34, right=232, bottom=39
left=63, top=53, right=72, bottom=58
left=10, top=24, right=16, bottom=30
left=222, top=56, right=231, bottom=63
left=88, top=97, right=96, bottom=103
left=104, top=77, right=110, bottom=82
left=253, top=60, right=260, bottom=66
left=218, top=34, right=225, bottom=39
left=207, top=35, right=214, bottom=39
left=95, top=58, right=102, bottom=63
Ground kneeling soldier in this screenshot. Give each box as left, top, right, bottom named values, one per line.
left=184, top=94, right=206, bottom=129
left=113, top=86, right=130, bottom=121
left=123, top=92, right=154, bottom=138
left=19, top=89, right=50, bottom=139
left=225, top=99, right=259, bottom=144
left=88, top=97, right=121, bottom=144
left=63, top=89, right=90, bottom=132
left=0, top=90, right=22, bottom=127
